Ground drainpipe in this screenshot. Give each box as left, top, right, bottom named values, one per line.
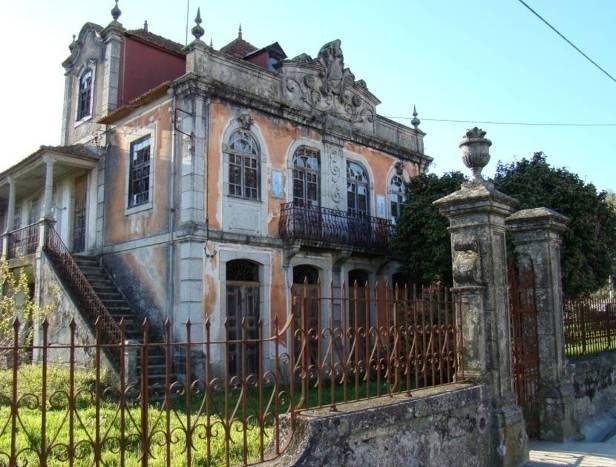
left=204, top=97, right=210, bottom=245
left=168, top=91, right=177, bottom=346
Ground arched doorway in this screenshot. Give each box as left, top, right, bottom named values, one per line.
left=348, top=269, right=370, bottom=327
left=347, top=269, right=371, bottom=362
left=226, top=260, right=260, bottom=376
left=390, top=271, right=411, bottom=327
left=292, top=265, right=320, bottom=365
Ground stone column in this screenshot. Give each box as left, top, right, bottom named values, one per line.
left=38, top=156, right=56, bottom=253
left=101, top=27, right=124, bottom=115
left=5, top=177, right=15, bottom=233
left=434, top=128, right=527, bottom=467
left=506, top=207, right=577, bottom=441
left=2, top=177, right=16, bottom=258
left=41, top=156, right=56, bottom=220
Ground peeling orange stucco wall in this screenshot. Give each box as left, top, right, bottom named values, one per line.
left=345, top=142, right=419, bottom=197
left=206, top=100, right=322, bottom=235
left=203, top=253, right=219, bottom=320
left=105, top=99, right=172, bottom=244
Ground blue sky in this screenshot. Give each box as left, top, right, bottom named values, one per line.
left=2, top=0, right=614, bottom=191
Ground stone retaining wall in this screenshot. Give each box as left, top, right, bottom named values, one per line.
left=269, top=384, right=521, bottom=467
left=571, top=352, right=616, bottom=433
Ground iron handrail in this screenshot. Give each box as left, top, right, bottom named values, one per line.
left=42, top=221, right=122, bottom=363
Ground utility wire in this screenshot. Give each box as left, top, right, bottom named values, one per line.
left=516, top=0, right=616, bottom=84
left=384, top=116, right=616, bottom=127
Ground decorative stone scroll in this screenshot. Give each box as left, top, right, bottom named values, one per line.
left=282, top=40, right=378, bottom=126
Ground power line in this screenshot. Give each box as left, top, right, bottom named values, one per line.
left=516, top=0, right=616, bottom=84
left=384, top=116, right=616, bottom=127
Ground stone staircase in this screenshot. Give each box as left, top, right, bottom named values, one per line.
left=73, top=255, right=167, bottom=396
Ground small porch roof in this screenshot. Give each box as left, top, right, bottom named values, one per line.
left=0, top=144, right=100, bottom=202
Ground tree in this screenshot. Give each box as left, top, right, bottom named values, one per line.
left=494, top=152, right=616, bottom=297
left=392, top=171, right=467, bottom=285
left=0, top=260, right=50, bottom=361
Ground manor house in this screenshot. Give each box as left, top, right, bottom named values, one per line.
left=0, top=3, right=431, bottom=375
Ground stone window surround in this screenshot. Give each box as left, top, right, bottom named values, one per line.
left=220, top=116, right=270, bottom=236
left=73, top=60, right=97, bottom=128
left=215, top=248, right=273, bottom=358
left=284, top=138, right=325, bottom=207
left=386, top=163, right=408, bottom=224
left=124, top=123, right=157, bottom=216
left=343, top=152, right=375, bottom=217
left=224, top=130, right=261, bottom=201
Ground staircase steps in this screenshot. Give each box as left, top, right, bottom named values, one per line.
left=73, top=255, right=168, bottom=399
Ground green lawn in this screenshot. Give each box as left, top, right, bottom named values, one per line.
left=0, top=364, right=443, bottom=465
left=0, top=366, right=273, bottom=466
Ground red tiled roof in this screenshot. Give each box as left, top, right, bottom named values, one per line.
left=126, top=29, right=186, bottom=56
left=220, top=37, right=258, bottom=58
left=98, top=81, right=171, bottom=125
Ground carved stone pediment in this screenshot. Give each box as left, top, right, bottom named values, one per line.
left=281, top=39, right=379, bottom=130
left=63, top=23, right=105, bottom=70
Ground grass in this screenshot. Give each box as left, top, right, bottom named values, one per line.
left=0, top=366, right=272, bottom=466
left=0, top=364, right=446, bottom=465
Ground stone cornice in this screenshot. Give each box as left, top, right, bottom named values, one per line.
left=170, top=74, right=431, bottom=165
left=434, top=182, right=519, bottom=218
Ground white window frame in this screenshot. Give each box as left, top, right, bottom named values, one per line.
left=223, top=130, right=261, bottom=202
left=74, top=60, right=96, bottom=127
left=388, top=173, right=406, bottom=225
left=124, top=124, right=157, bottom=215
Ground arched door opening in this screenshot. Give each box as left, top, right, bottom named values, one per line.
left=347, top=269, right=371, bottom=363
left=226, top=260, right=260, bottom=376
left=292, top=265, right=320, bottom=365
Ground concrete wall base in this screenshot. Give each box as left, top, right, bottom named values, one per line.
left=267, top=384, right=529, bottom=467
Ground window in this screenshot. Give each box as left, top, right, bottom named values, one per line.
left=77, top=69, right=93, bottom=121
left=226, top=130, right=260, bottom=200
left=128, top=136, right=151, bottom=208
left=347, top=161, right=370, bottom=217
left=389, top=174, right=405, bottom=224
left=292, top=147, right=320, bottom=208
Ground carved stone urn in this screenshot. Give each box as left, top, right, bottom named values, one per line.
left=459, top=127, right=491, bottom=183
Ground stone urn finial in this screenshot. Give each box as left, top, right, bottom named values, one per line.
left=111, top=0, right=122, bottom=22
left=192, top=8, right=205, bottom=42
left=411, top=105, right=420, bottom=129
left=459, top=127, right=492, bottom=183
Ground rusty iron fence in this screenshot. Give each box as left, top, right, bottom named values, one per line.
left=0, top=283, right=463, bottom=466
left=509, top=262, right=540, bottom=438
left=279, top=202, right=394, bottom=253
left=565, top=296, right=616, bottom=358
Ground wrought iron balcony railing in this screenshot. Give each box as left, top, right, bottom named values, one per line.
left=279, top=202, right=394, bottom=254
left=5, top=223, right=40, bottom=259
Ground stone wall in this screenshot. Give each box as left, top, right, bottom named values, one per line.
left=38, top=254, right=114, bottom=371
left=270, top=384, right=503, bottom=467
left=571, top=352, right=616, bottom=435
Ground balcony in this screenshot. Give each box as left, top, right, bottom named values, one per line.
left=4, top=223, right=40, bottom=260
left=279, top=202, right=394, bottom=255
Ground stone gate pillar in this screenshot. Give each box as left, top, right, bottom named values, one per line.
left=506, top=208, right=577, bottom=441
left=434, top=128, right=528, bottom=467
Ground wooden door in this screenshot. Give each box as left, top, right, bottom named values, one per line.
left=226, top=281, right=260, bottom=377
left=72, top=175, right=87, bottom=252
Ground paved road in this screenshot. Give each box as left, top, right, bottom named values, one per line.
left=527, top=436, right=616, bottom=466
